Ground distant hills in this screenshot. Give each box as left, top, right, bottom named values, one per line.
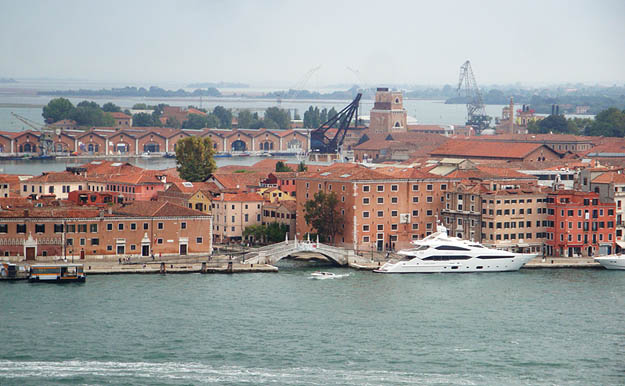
left=187, top=82, right=248, bottom=88
left=0, top=78, right=17, bottom=83
left=39, top=86, right=221, bottom=98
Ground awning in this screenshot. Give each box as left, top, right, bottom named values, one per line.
left=616, top=241, right=625, bottom=249
left=516, top=243, right=530, bottom=248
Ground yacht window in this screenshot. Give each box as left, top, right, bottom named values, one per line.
left=434, top=245, right=470, bottom=251
left=422, top=255, right=471, bottom=261
left=476, top=255, right=511, bottom=259
left=413, top=245, right=429, bottom=251
left=468, top=244, right=484, bottom=248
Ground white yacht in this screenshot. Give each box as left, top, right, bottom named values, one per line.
left=594, top=255, right=625, bottom=270
left=374, top=224, right=537, bottom=274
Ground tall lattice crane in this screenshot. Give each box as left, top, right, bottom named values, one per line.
left=311, top=93, right=361, bottom=154
left=457, top=60, right=491, bottom=132
left=10, top=112, right=57, bottom=155
left=277, top=65, right=322, bottom=105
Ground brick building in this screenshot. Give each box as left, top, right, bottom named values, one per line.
left=262, top=201, right=297, bottom=239
left=0, top=201, right=212, bottom=261
left=545, top=190, right=616, bottom=257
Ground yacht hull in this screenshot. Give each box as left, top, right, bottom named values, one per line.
left=594, top=256, right=625, bottom=270
left=374, top=254, right=537, bottom=274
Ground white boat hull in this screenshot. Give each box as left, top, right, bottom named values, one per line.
left=375, top=254, right=537, bottom=274
left=594, top=256, right=625, bottom=270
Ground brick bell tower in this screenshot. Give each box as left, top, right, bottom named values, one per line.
left=369, top=88, right=407, bottom=134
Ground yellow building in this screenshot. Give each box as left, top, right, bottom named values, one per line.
left=259, top=187, right=296, bottom=203
left=188, top=190, right=213, bottom=214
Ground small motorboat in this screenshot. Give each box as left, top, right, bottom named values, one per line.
left=310, top=271, right=336, bottom=278
left=309, top=271, right=349, bottom=279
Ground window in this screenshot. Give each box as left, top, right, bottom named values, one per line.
left=426, top=210, right=433, bottom=216
left=107, top=223, right=113, bottom=231
left=426, top=196, right=433, bottom=203
left=35, top=224, right=45, bottom=233
left=363, top=197, right=370, bottom=204
left=91, top=238, right=99, bottom=246
left=391, top=185, right=398, bottom=191
left=363, top=225, right=370, bottom=232
left=426, top=184, right=433, bottom=191
left=412, top=197, right=419, bottom=203
left=196, top=237, right=203, bottom=244
left=118, top=223, right=124, bottom=231
left=376, top=185, right=384, bottom=192
left=363, top=236, right=370, bottom=242
left=80, top=238, right=85, bottom=246
left=363, top=185, right=370, bottom=192
left=0, top=224, right=7, bottom=233
left=377, top=197, right=384, bottom=204
left=78, top=224, right=87, bottom=233
left=157, top=238, right=163, bottom=244
left=391, top=224, right=398, bottom=231
left=363, top=211, right=369, bottom=218
left=107, top=245, right=113, bottom=251
left=67, top=224, right=75, bottom=233
left=377, top=210, right=384, bottom=217
left=391, top=210, right=398, bottom=217
left=412, top=184, right=419, bottom=191
left=412, top=210, right=419, bottom=216
left=181, top=222, right=187, bottom=229
left=377, top=224, right=384, bottom=231
left=158, top=222, right=164, bottom=230
left=90, top=224, right=98, bottom=233
left=441, top=184, right=447, bottom=190
left=412, top=223, right=419, bottom=230
left=143, top=222, right=149, bottom=230
left=130, top=223, right=137, bottom=230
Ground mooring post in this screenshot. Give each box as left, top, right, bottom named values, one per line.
left=160, top=262, right=166, bottom=274
left=227, top=261, right=233, bottom=273
left=201, top=261, right=207, bottom=273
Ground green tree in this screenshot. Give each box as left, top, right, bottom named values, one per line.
left=69, top=101, right=114, bottom=126
left=243, top=224, right=265, bottom=244
left=166, top=117, right=181, bottom=129
left=297, top=161, right=307, bottom=172
left=132, top=103, right=148, bottom=110
left=238, top=110, right=254, bottom=129
left=175, top=136, right=217, bottom=182
left=585, top=108, right=625, bottom=137
left=213, top=106, right=233, bottom=129
left=528, top=114, right=569, bottom=134
left=303, top=191, right=344, bottom=244
left=102, top=102, right=121, bottom=112
left=182, top=113, right=209, bottom=129
left=265, top=222, right=289, bottom=243
left=132, top=112, right=155, bottom=127
left=264, top=107, right=291, bottom=129
left=42, top=97, right=74, bottom=123
left=275, top=161, right=293, bottom=172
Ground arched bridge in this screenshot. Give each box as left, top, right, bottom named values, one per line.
left=243, top=235, right=357, bottom=266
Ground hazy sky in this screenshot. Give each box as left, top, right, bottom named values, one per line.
left=1, top=0, right=624, bottom=87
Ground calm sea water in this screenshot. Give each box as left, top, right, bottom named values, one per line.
left=1, top=265, right=623, bottom=385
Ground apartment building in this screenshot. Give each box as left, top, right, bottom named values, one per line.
left=212, top=192, right=263, bottom=243
left=295, top=163, right=452, bottom=251
left=545, top=190, right=616, bottom=257
left=262, top=201, right=297, bottom=239
left=479, top=186, right=548, bottom=253
left=0, top=201, right=213, bottom=261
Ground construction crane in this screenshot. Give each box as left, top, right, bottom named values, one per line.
left=457, top=60, right=491, bottom=133
left=277, top=65, right=322, bottom=105
left=10, top=112, right=57, bottom=156
left=311, top=93, right=361, bottom=154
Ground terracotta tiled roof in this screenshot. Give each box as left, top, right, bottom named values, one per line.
left=475, top=133, right=595, bottom=143
left=299, top=163, right=391, bottom=181
left=28, top=171, right=87, bottom=183
left=109, top=112, right=132, bottom=119
left=430, top=140, right=556, bottom=159
left=0, top=197, right=34, bottom=208
left=112, top=201, right=207, bottom=217
left=592, top=171, right=625, bottom=184
left=0, top=207, right=101, bottom=218
left=221, top=192, right=263, bottom=202
left=187, top=108, right=207, bottom=116
left=211, top=173, right=265, bottom=190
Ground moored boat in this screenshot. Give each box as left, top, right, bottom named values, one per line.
left=375, top=223, right=537, bottom=274
left=594, top=255, right=625, bottom=270
left=29, top=264, right=86, bottom=283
